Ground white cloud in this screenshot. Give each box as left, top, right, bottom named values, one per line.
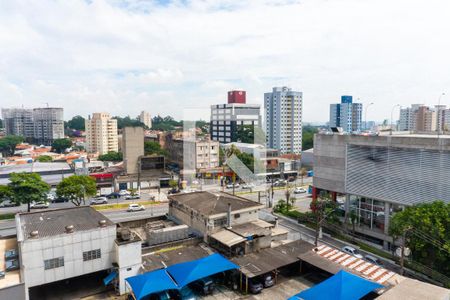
left=0, top=0, right=450, bottom=122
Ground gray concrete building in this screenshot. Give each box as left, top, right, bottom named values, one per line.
left=1, top=108, right=34, bottom=139
left=313, top=132, right=450, bottom=249
left=32, top=107, right=64, bottom=145
left=122, top=127, right=144, bottom=174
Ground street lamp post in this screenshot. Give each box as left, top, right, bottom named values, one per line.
left=365, top=102, right=374, bottom=131
left=437, top=92, right=446, bottom=137
left=390, top=104, right=401, bottom=135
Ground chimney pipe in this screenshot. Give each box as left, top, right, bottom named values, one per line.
left=227, top=203, right=232, bottom=229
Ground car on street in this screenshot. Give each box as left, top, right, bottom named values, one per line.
left=125, top=194, right=140, bottom=200
left=119, top=190, right=131, bottom=196
left=294, top=187, right=307, bottom=194
left=365, top=255, right=383, bottom=266
left=127, top=204, right=145, bottom=212
left=51, top=196, right=69, bottom=203
left=106, top=192, right=121, bottom=199
left=226, top=183, right=240, bottom=189
left=90, top=197, right=108, bottom=205
left=190, top=276, right=215, bottom=295
left=30, top=201, right=49, bottom=209
left=273, top=180, right=286, bottom=187
left=342, top=245, right=363, bottom=259
left=0, top=200, right=20, bottom=207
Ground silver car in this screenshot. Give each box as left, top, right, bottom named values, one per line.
left=341, top=246, right=363, bottom=259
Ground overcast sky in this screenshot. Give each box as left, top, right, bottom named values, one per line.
left=1, top=0, right=450, bottom=122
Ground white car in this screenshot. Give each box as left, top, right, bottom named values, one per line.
left=241, top=183, right=255, bottom=189
left=30, top=201, right=49, bottom=209
left=127, top=204, right=145, bottom=212
left=124, top=194, right=140, bottom=200
left=90, top=197, right=108, bottom=205
left=119, top=190, right=131, bottom=196
left=226, top=183, right=240, bottom=189
left=342, top=246, right=363, bottom=259
left=294, top=187, right=307, bottom=194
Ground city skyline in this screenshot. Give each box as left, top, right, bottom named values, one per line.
left=1, top=1, right=450, bottom=122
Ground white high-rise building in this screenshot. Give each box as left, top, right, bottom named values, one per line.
left=264, top=86, right=303, bottom=154
left=139, top=111, right=152, bottom=129
left=1, top=108, right=34, bottom=139
left=85, top=113, right=118, bottom=155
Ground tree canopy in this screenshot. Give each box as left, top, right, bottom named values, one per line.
left=66, top=115, right=85, bottom=130
left=52, top=138, right=72, bottom=153
left=36, top=155, right=53, bottom=162
left=56, top=175, right=97, bottom=206
left=0, top=135, right=24, bottom=157
left=113, top=116, right=145, bottom=129
left=0, top=185, right=12, bottom=203
left=8, top=173, right=50, bottom=212
left=236, top=125, right=266, bottom=144
left=98, top=151, right=123, bottom=162
left=151, top=115, right=182, bottom=131
left=389, top=201, right=450, bottom=276
left=302, top=125, right=319, bottom=150
left=144, top=141, right=167, bottom=156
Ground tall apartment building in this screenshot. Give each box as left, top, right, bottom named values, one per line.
left=264, top=86, right=303, bottom=154
left=416, top=106, right=437, bottom=132
left=210, top=90, right=262, bottom=144
left=85, top=113, right=119, bottom=155
left=1, top=108, right=34, bottom=139
left=139, top=111, right=152, bottom=129
left=329, top=96, right=362, bottom=132
left=32, top=108, right=64, bottom=145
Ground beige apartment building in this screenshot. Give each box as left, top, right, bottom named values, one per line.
left=139, top=111, right=152, bottom=129
left=85, top=113, right=119, bottom=155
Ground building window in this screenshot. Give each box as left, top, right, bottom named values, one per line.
left=44, top=257, right=64, bottom=270
left=83, top=249, right=101, bottom=261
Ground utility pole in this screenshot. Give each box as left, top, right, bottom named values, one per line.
left=400, top=227, right=412, bottom=275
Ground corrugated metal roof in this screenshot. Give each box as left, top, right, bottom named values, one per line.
left=18, top=207, right=114, bottom=240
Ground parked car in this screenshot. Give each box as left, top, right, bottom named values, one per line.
left=106, top=192, right=121, bottom=199
left=260, top=273, right=274, bottom=288
left=119, top=190, right=131, bottom=196
left=90, top=197, right=108, bottom=205
left=148, top=291, right=171, bottom=300
left=51, top=196, right=69, bottom=203
left=30, top=201, right=49, bottom=209
left=46, top=193, right=56, bottom=201
left=125, top=194, right=140, bottom=200
left=5, top=249, right=18, bottom=260
left=365, top=255, right=383, bottom=266
left=5, top=259, right=19, bottom=271
left=0, top=200, right=20, bottom=207
left=294, top=187, right=307, bottom=194
left=341, top=246, right=363, bottom=259
left=226, top=183, right=240, bottom=189
left=248, top=279, right=263, bottom=294
left=168, top=188, right=180, bottom=195
left=273, top=180, right=286, bottom=187
left=190, top=276, right=215, bottom=295
left=241, top=183, right=255, bottom=189
left=287, top=176, right=296, bottom=182
left=171, top=286, right=197, bottom=300
left=127, top=204, right=145, bottom=212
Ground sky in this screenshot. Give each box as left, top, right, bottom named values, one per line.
left=1, top=0, right=450, bottom=123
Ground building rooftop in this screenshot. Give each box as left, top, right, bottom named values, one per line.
left=0, top=162, right=72, bottom=176
left=377, top=277, right=450, bottom=300
left=17, top=206, right=115, bottom=241
left=168, top=191, right=264, bottom=217
left=229, top=220, right=273, bottom=238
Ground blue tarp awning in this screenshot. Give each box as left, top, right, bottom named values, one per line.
left=166, top=253, right=239, bottom=287
left=125, top=269, right=178, bottom=300
left=103, top=271, right=117, bottom=286
left=288, top=270, right=383, bottom=300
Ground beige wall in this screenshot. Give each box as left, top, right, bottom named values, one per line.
left=122, top=127, right=144, bottom=174
left=85, top=113, right=119, bottom=155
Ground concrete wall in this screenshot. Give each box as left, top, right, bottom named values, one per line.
left=115, top=240, right=141, bottom=295
left=0, top=283, right=26, bottom=300
left=20, top=225, right=116, bottom=289
left=146, top=225, right=189, bottom=246
left=123, top=127, right=144, bottom=175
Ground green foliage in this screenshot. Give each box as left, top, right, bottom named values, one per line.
left=0, top=185, right=12, bottom=203
left=0, top=135, right=24, bottom=157
left=302, top=125, right=318, bottom=150
left=169, top=180, right=178, bottom=188
left=98, top=151, right=123, bottom=162
left=144, top=141, right=168, bottom=156
left=114, top=116, right=145, bottom=129
left=36, top=155, right=53, bottom=162
left=56, top=175, right=97, bottom=206
left=52, top=138, right=72, bottom=153
left=389, top=201, right=450, bottom=276
left=67, top=115, right=85, bottom=130
left=236, top=125, right=266, bottom=144
left=151, top=115, right=182, bottom=131
left=0, top=118, right=3, bottom=128
left=8, top=173, right=50, bottom=211
left=223, top=144, right=261, bottom=172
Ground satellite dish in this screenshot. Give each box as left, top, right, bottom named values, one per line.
left=395, top=247, right=411, bottom=257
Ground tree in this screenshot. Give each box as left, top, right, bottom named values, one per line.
left=0, top=135, right=24, bottom=157
left=0, top=118, right=3, bottom=128
left=302, top=125, right=318, bottom=150
left=36, top=155, right=53, bottom=162
left=67, top=115, right=85, bottom=130
left=52, top=138, right=72, bottom=154
left=0, top=185, right=12, bottom=204
left=236, top=125, right=266, bottom=144
left=113, top=116, right=145, bottom=129
left=169, top=180, right=178, bottom=189
left=299, top=167, right=308, bottom=186
left=8, top=173, right=50, bottom=212
left=310, top=193, right=339, bottom=246
left=98, top=151, right=123, bottom=162
left=151, top=115, right=182, bottom=131
left=389, top=201, right=450, bottom=276
left=349, top=209, right=357, bottom=234
left=144, top=141, right=167, bottom=156
left=56, top=175, right=97, bottom=206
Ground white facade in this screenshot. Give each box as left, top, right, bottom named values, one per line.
left=139, top=111, right=152, bottom=129
left=264, top=86, right=303, bottom=154
left=115, top=239, right=142, bottom=295
left=85, top=113, right=119, bottom=155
